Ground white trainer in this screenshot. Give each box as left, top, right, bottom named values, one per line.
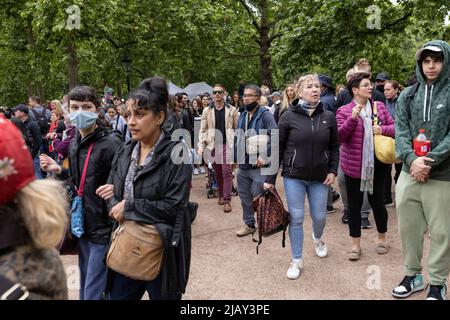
left=286, top=259, right=303, bottom=280
left=193, top=168, right=199, bottom=175
left=312, top=233, right=328, bottom=258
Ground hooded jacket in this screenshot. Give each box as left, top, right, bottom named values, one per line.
left=106, top=132, right=192, bottom=296
left=266, top=100, right=339, bottom=184
left=395, top=40, right=450, bottom=181
left=65, top=124, right=123, bottom=244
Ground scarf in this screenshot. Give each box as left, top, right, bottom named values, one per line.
left=359, top=100, right=374, bottom=194
left=299, top=99, right=319, bottom=116
left=124, top=132, right=164, bottom=200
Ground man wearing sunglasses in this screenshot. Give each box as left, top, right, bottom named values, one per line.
left=198, top=84, right=238, bottom=212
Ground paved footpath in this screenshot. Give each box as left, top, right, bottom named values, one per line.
left=64, top=173, right=431, bottom=300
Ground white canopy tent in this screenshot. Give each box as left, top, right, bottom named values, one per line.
left=183, top=82, right=213, bottom=100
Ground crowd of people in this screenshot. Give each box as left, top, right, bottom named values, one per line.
left=0, top=39, right=449, bottom=301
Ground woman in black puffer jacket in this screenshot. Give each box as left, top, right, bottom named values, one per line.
left=265, top=74, right=339, bottom=280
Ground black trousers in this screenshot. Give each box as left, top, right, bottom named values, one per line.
left=345, top=158, right=390, bottom=238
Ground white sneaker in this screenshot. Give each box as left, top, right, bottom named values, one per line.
left=199, top=166, right=206, bottom=174
left=193, top=168, right=199, bottom=175
left=312, top=233, right=328, bottom=258
left=286, top=259, right=303, bottom=280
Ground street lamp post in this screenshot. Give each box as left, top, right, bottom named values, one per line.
left=121, top=52, right=132, bottom=94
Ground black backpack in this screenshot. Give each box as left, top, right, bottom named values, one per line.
left=31, top=108, right=50, bottom=135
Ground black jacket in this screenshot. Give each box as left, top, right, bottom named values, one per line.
left=320, top=88, right=337, bottom=113
left=65, top=125, right=122, bottom=244
left=23, top=118, right=42, bottom=158
left=107, top=132, right=192, bottom=296
left=267, top=101, right=340, bottom=184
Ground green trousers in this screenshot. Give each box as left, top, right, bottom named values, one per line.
left=396, top=171, right=450, bottom=285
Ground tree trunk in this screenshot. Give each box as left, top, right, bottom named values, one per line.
left=259, top=1, right=273, bottom=90
left=26, top=18, right=46, bottom=101
left=66, top=33, right=79, bottom=90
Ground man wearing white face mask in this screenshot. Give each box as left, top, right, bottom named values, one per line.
left=40, top=86, right=122, bottom=300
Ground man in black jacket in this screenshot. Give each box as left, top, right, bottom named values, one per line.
left=13, top=104, right=42, bottom=179
left=40, top=86, right=122, bottom=300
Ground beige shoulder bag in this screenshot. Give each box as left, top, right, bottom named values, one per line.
left=106, top=221, right=164, bottom=281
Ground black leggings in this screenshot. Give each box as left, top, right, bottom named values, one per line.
left=345, top=158, right=390, bottom=238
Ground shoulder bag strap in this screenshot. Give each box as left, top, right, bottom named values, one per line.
left=372, top=101, right=379, bottom=126
left=77, top=143, right=94, bottom=197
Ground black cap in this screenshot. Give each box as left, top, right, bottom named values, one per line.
left=375, top=73, right=390, bottom=81
left=318, top=74, right=333, bottom=88
left=12, top=104, right=29, bottom=114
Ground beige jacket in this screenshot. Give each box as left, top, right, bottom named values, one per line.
left=198, top=104, right=238, bottom=151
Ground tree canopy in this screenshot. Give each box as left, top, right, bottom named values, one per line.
left=0, top=0, right=448, bottom=106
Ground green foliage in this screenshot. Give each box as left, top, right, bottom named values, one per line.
left=0, top=0, right=448, bottom=106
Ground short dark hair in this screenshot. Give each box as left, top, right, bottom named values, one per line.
left=244, top=84, right=262, bottom=97
left=29, top=95, right=40, bottom=104
left=213, top=84, right=225, bottom=90
left=419, top=50, right=444, bottom=62
left=131, top=77, right=168, bottom=117
left=347, top=73, right=371, bottom=98
left=68, top=86, right=100, bottom=109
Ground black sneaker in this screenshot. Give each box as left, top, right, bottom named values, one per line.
left=426, top=284, right=447, bottom=300
left=392, top=274, right=425, bottom=298
left=326, top=205, right=335, bottom=214
left=341, top=211, right=348, bottom=224
left=361, top=217, right=371, bottom=229
left=331, top=191, right=341, bottom=204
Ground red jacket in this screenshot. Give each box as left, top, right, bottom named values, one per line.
left=336, top=100, right=394, bottom=178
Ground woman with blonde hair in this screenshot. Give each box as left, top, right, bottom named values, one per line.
left=0, top=115, right=68, bottom=299
left=265, top=74, right=339, bottom=279
left=275, top=84, right=296, bottom=123
left=49, top=99, right=62, bottom=113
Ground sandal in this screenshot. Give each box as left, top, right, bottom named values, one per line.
left=376, top=242, right=390, bottom=255
left=348, top=248, right=362, bottom=261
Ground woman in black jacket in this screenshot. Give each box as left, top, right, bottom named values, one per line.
left=265, top=74, right=339, bottom=280
left=103, top=77, right=192, bottom=300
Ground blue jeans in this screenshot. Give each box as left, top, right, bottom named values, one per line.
left=237, top=168, right=266, bottom=226
left=284, top=177, right=328, bottom=260
left=78, top=238, right=108, bottom=300
left=108, top=270, right=181, bottom=300
left=33, top=156, right=43, bottom=179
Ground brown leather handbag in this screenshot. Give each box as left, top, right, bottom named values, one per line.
left=106, top=221, right=164, bottom=281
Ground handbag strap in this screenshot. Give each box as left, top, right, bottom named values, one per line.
left=76, top=143, right=94, bottom=197
left=372, top=101, right=379, bottom=126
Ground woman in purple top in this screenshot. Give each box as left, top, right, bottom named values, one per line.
left=52, top=115, right=76, bottom=160
left=336, top=73, right=394, bottom=261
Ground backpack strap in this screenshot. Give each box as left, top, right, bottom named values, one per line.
left=30, top=108, right=39, bottom=119
left=0, top=275, right=29, bottom=300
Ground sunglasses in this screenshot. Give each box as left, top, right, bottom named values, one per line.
left=212, top=90, right=224, bottom=95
